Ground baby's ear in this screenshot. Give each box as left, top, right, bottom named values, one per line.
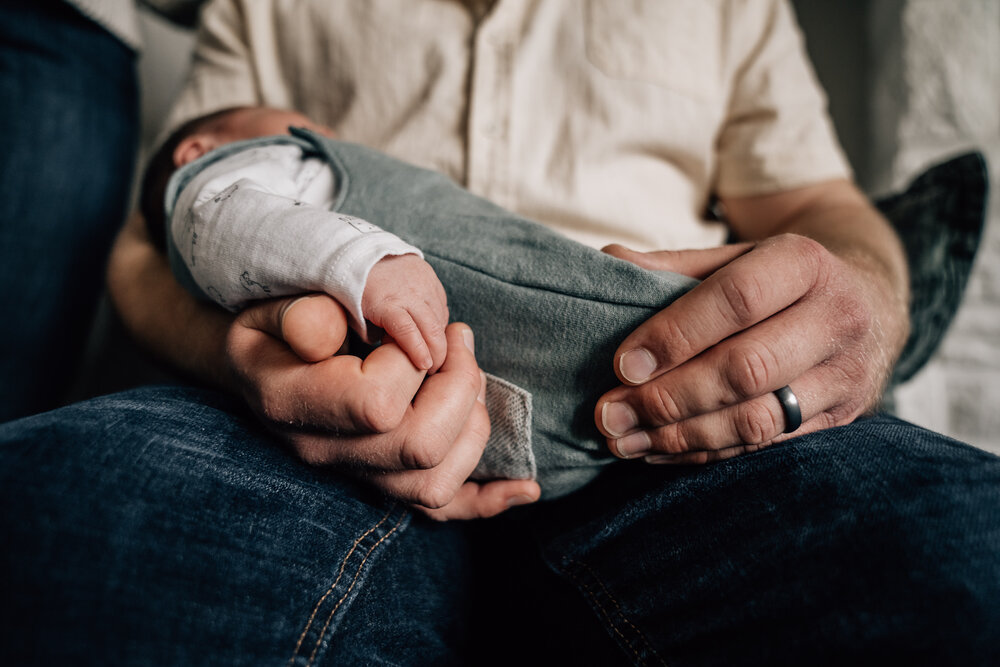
left=173, top=134, right=217, bottom=167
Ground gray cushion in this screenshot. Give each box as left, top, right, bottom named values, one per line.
left=876, top=152, right=989, bottom=387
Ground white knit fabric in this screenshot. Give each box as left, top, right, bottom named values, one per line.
left=170, top=144, right=421, bottom=337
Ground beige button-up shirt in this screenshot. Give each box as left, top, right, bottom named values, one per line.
left=166, top=0, right=850, bottom=252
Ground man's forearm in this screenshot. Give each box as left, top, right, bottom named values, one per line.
left=107, top=211, right=235, bottom=390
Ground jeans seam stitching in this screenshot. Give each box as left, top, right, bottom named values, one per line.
left=573, top=558, right=666, bottom=665
left=306, top=509, right=409, bottom=666
left=564, top=557, right=668, bottom=667
left=562, top=560, right=647, bottom=665
left=286, top=503, right=398, bottom=666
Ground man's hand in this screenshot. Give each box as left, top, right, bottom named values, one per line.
left=228, top=293, right=540, bottom=519
left=595, top=180, right=910, bottom=464
left=109, top=213, right=537, bottom=519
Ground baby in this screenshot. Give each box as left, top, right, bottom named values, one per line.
left=141, top=107, right=448, bottom=373
left=142, top=106, right=697, bottom=499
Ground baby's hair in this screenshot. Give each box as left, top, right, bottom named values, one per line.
left=139, top=106, right=250, bottom=251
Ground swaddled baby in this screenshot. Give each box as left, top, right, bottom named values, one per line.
left=142, top=106, right=696, bottom=499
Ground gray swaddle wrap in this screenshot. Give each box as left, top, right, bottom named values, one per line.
left=165, top=129, right=697, bottom=498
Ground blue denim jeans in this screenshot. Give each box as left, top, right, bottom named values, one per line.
left=0, top=0, right=139, bottom=421
left=2, top=386, right=998, bottom=665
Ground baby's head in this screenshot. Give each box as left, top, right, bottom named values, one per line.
left=140, top=106, right=333, bottom=249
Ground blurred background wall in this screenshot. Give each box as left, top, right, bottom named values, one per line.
left=126, top=0, right=999, bottom=454
left=794, top=0, right=1000, bottom=454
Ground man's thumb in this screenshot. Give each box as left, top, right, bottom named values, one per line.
left=602, top=242, right=754, bottom=279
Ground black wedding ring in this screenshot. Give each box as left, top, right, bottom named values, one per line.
left=774, top=385, right=802, bottom=434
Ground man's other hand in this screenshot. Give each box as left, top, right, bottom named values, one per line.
left=227, top=293, right=540, bottom=519
left=595, top=180, right=909, bottom=464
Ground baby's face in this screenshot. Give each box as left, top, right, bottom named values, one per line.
left=211, top=107, right=334, bottom=143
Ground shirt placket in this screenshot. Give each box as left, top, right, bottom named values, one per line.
left=466, top=0, right=520, bottom=209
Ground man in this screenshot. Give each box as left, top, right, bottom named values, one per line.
left=3, top=1, right=997, bottom=663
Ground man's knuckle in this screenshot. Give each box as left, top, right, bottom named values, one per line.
left=735, top=400, right=780, bottom=444
left=359, top=385, right=406, bottom=433
left=645, top=383, right=685, bottom=424
left=658, top=316, right=696, bottom=367
left=399, top=435, right=447, bottom=470
left=820, top=359, right=878, bottom=418
left=724, top=343, right=775, bottom=399
left=657, top=424, right=691, bottom=454
left=835, top=292, right=874, bottom=337
left=416, top=481, right=455, bottom=510
left=718, top=273, right=765, bottom=327
left=777, top=233, right=833, bottom=288
left=295, top=441, right=330, bottom=466
left=833, top=353, right=866, bottom=386
left=689, top=450, right=711, bottom=464
left=824, top=402, right=856, bottom=427
left=257, top=393, right=292, bottom=426
left=786, top=233, right=828, bottom=266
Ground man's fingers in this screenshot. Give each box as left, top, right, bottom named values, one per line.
left=394, top=327, right=485, bottom=470
left=612, top=235, right=830, bottom=385
left=232, top=304, right=531, bottom=517
left=287, top=325, right=491, bottom=513
left=605, top=361, right=866, bottom=460
left=638, top=407, right=841, bottom=466
left=236, top=294, right=302, bottom=341
left=279, top=294, right=350, bottom=362
left=416, top=479, right=541, bottom=521
left=371, top=359, right=492, bottom=507
left=602, top=242, right=753, bottom=279
left=598, top=299, right=840, bottom=434
left=597, top=233, right=894, bottom=464
left=250, top=349, right=423, bottom=435
left=229, top=307, right=425, bottom=434
left=233, top=293, right=349, bottom=363
left=295, top=324, right=483, bottom=471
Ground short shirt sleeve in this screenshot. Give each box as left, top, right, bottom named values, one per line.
left=714, top=0, right=852, bottom=198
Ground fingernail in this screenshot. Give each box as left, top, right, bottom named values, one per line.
left=601, top=401, right=638, bottom=437
left=506, top=494, right=535, bottom=508
left=644, top=454, right=678, bottom=465
left=614, top=431, right=651, bottom=458
left=278, top=294, right=314, bottom=325
left=477, top=371, right=486, bottom=404
left=619, top=348, right=657, bottom=384
left=463, top=328, right=475, bottom=354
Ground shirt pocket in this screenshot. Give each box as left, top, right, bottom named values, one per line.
left=583, top=0, right=726, bottom=104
